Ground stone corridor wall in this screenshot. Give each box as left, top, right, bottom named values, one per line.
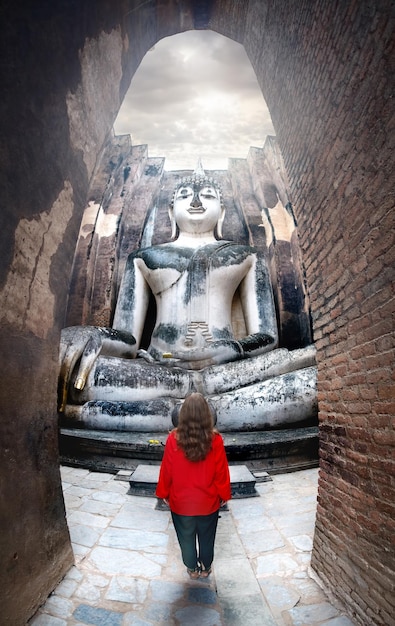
left=0, top=1, right=393, bottom=624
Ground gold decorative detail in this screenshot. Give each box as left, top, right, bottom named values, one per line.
left=74, top=377, right=85, bottom=390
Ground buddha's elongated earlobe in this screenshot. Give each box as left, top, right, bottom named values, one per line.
left=216, top=205, right=225, bottom=239
left=168, top=206, right=177, bottom=240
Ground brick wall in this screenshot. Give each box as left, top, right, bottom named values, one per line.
left=237, top=1, right=394, bottom=624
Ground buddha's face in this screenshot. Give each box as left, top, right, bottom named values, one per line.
left=172, top=183, right=222, bottom=234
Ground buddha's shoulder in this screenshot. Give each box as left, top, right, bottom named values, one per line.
left=210, top=241, right=257, bottom=265
left=129, top=241, right=257, bottom=268
left=132, top=244, right=193, bottom=269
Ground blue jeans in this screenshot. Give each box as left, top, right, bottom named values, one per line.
left=171, top=510, right=219, bottom=571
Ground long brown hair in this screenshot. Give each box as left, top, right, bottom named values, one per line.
left=175, top=393, right=215, bottom=462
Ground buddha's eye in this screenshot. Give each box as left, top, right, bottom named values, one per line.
left=178, top=188, right=191, bottom=198
left=200, top=187, right=216, bottom=199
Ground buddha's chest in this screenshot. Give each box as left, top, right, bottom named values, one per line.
left=138, top=244, right=252, bottom=298
left=141, top=260, right=250, bottom=300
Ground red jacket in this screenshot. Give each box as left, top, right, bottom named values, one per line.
left=155, top=431, right=231, bottom=515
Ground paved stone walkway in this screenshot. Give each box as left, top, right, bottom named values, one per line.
left=29, top=466, right=355, bottom=626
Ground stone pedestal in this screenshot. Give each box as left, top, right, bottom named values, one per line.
left=59, top=425, right=319, bottom=473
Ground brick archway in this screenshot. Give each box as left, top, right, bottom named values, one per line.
left=0, top=2, right=393, bottom=624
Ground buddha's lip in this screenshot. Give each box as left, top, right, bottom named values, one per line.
left=187, top=207, right=205, bottom=213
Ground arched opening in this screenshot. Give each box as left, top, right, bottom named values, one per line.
left=114, top=30, right=275, bottom=170
left=60, top=25, right=316, bottom=461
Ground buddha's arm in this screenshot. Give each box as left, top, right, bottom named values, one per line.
left=58, top=253, right=149, bottom=410
left=238, top=252, right=278, bottom=356
left=112, top=254, right=150, bottom=350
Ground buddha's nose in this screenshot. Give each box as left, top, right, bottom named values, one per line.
left=190, top=192, right=202, bottom=208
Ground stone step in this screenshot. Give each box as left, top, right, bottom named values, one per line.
left=59, top=425, right=319, bottom=474
left=128, top=464, right=258, bottom=499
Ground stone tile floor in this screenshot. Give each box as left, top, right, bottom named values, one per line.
left=29, top=466, right=356, bottom=626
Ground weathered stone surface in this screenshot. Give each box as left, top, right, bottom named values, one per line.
left=105, top=576, right=149, bottom=604
left=285, top=602, right=339, bottom=626
left=87, top=546, right=162, bottom=577
left=59, top=424, right=319, bottom=470
left=58, top=154, right=317, bottom=446
left=98, top=526, right=168, bottom=552
left=67, top=136, right=311, bottom=349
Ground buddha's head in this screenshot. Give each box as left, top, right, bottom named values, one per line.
left=169, top=174, right=225, bottom=240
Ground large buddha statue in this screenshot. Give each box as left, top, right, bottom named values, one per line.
left=59, top=169, right=316, bottom=432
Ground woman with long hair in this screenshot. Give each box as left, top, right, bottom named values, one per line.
left=156, top=392, right=231, bottom=579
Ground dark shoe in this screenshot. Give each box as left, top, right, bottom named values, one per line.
left=199, top=566, right=212, bottom=578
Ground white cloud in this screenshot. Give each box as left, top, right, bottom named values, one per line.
left=114, top=30, right=275, bottom=170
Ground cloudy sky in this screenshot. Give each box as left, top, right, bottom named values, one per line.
left=113, top=30, right=275, bottom=171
